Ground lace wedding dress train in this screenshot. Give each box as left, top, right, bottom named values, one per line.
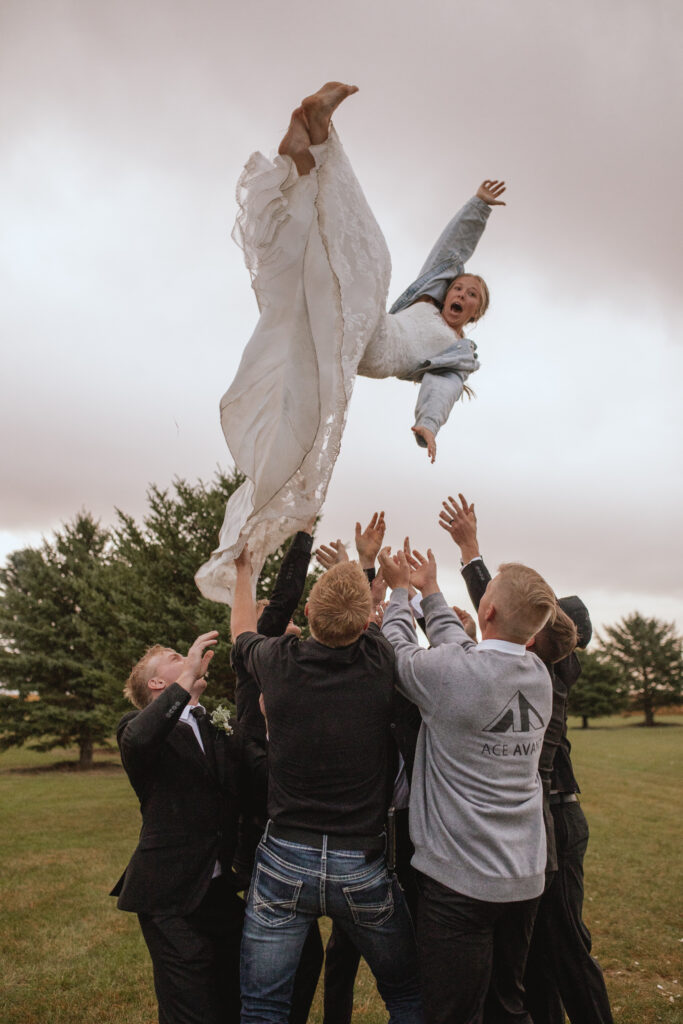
left=195, top=129, right=387, bottom=603
left=195, top=129, right=454, bottom=604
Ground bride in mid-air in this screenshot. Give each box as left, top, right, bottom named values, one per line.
left=196, top=82, right=505, bottom=603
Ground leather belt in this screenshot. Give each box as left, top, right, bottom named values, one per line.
left=267, top=821, right=385, bottom=852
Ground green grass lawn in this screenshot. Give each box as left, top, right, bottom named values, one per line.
left=0, top=717, right=681, bottom=1023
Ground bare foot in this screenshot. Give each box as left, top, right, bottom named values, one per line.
left=301, top=82, right=358, bottom=144
left=278, top=107, right=315, bottom=175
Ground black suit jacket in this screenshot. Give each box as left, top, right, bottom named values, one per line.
left=111, top=682, right=257, bottom=916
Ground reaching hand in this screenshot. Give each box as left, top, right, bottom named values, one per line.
left=355, top=511, right=386, bottom=568
left=377, top=546, right=411, bottom=591
left=476, top=179, right=506, bottom=206
left=178, top=631, right=219, bottom=697
left=439, top=493, right=480, bottom=563
left=370, top=567, right=388, bottom=608
left=412, top=425, right=436, bottom=463
left=452, top=605, right=477, bottom=641
left=234, top=544, right=253, bottom=574
left=404, top=545, right=439, bottom=596
left=371, top=600, right=388, bottom=627
left=315, top=539, right=349, bottom=570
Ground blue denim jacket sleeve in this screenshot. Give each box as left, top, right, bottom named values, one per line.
left=389, top=196, right=491, bottom=314
left=413, top=370, right=464, bottom=441
left=400, top=339, right=480, bottom=441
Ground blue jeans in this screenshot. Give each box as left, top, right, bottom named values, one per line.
left=240, top=823, right=424, bottom=1024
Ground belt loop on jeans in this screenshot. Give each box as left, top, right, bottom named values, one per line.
left=263, top=819, right=272, bottom=840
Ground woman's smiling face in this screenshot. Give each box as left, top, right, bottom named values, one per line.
left=441, top=275, right=484, bottom=334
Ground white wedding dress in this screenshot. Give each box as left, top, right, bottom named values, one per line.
left=195, top=129, right=455, bottom=604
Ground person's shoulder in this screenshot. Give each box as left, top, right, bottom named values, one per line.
left=117, top=709, right=138, bottom=730
left=115, top=708, right=139, bottom=745
left=234, top=630, right=285, bottom=657
left=363, top=624, right=395, bottom=651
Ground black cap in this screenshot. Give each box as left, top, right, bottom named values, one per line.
left=558, top=595, right=592, bottom=648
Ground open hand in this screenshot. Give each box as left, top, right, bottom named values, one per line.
left=404, top=545, right=439, bottom=596
left=452, top=605, right=477, bottom=641
left=355, top=511, right=386, bottom=568
left=178, top=630, right=219, bottom=698
left=412, top=425, right=436, bottom=463
left=476, top=179, right=506, bottom=206
left=439, top=493, right=480, bottom=563
left=371, top=600, right=388, bottom=627
left=370, top=567, right=388, bottom=607
left=315, top=539, right=349, bottom=570
left=378, top=546, right=411, bottom=590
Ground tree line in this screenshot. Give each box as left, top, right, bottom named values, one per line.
left=0, top=471, right=321, bottom=768
left=0, top=470, right=681, bottom=767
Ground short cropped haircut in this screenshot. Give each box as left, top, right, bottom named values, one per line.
left=307, top=562, right=372, bottom=647
left=493, top=563, right=557, bottom=644
left=123, top=644, right=166, bottom=709
left=534, top=605, right=578, bottom=665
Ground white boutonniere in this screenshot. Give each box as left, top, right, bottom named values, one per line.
left=210, top=705, right=234, bottom=735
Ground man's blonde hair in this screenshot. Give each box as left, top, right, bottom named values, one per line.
left=307, top=562, right=372, bottom=647
left=123, top=644, right=166, bottom=709
left=492, top=563, right=557, bottom=644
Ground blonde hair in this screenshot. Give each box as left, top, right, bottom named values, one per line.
left=123, top=644, right=167, bottom=709
left=307, top=562, right=372, bottom=647
left=492, top=563, right=557, bottom=644
left=533, top=605, right=578, bottom=665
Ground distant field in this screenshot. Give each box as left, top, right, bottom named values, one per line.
left=0, top=716, right=681, bottom=1024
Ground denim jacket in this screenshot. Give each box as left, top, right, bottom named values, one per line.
left=388, top=196, right=490, bottom=445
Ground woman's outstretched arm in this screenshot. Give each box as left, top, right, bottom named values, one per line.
left=389, top=180, right=505, bottom=314
left=412, top=369, right=466, bottom=462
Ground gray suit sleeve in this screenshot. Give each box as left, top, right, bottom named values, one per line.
left=382, top=590, right=459, bottom=713
left=421, top=592, right=477, bottom=650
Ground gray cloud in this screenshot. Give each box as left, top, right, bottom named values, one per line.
left=1, top=0, right=681, bottom=630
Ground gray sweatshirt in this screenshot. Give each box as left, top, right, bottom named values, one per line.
left=382, top=589, right=552, bottom=903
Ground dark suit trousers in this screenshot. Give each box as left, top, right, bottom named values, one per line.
left=138, top=875, right=244, bottom=1024
left=417, top=871, right=540, bottom=1024
left=524, top=801, right=613, bottom=1024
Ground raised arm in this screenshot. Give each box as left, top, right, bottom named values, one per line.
left=412, top=370, right=466, bottom=462
left=439, top=493, right=491, bottom=610
left=231, top=546, right=258, bottom=640
left=379, top=545, right=473, bottom=713
left=417, top=182, right=505, bottom=277
left=355, top=511, right=386, bottom=571
left=118, top=631, right=218, bottom=780
left=389, top=181, right=506, bottom=314
left=258, top=522, right=314, bottom=636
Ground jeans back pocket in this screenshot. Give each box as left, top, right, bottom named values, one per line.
left=252, top=862, right=303, bottom=927
left=343, top=867, right=395, bottom=929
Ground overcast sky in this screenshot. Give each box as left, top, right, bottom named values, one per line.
left=2, top=0, right=682, bottom=635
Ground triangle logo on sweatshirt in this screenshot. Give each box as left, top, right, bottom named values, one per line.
left=483, top=691, right=545, bottom=734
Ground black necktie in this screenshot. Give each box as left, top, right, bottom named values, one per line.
left=190, top=706, right=215, bottom=770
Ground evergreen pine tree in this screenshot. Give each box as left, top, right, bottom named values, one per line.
left=0, top=513, right=117, bottom=768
